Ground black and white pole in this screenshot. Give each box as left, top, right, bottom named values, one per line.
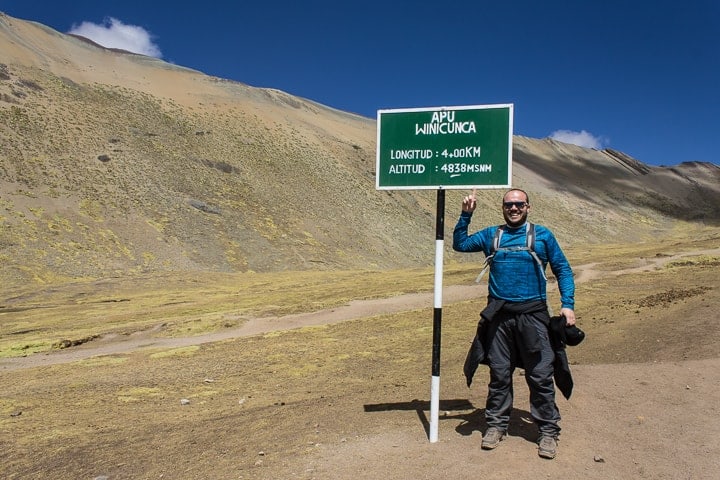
left=429, top=188, right=445, bottom=443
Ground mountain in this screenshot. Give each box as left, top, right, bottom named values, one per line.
left=1, top=12, right=719, bottom=287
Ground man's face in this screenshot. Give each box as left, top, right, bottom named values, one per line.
left=502, top=190, right=530, bottom=227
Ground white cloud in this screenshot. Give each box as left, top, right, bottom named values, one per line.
left=549, top=129, right=607, bottom=150
left=69, top=17, right=162, bottom=58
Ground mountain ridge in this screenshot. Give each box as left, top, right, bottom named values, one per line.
left=1, top=12, right=718, bottom=287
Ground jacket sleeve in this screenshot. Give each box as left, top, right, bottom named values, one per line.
left=452, top=211, right=485, bottom=252
left=544, top=231, right=575, bottom=310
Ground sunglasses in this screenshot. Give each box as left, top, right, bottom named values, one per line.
left=503, top=201, right=528, bottom=209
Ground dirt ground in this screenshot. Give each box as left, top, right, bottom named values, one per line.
left=1, top=243, right=719, bottom=479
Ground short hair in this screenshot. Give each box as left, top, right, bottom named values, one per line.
left=503, top=188, right=530, bottom=204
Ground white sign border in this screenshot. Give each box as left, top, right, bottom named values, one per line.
left=375, top=103, right=514, bottom=190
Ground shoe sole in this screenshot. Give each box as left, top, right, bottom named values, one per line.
left=481, top=434, right=505, bottom=450
left=538, top=443, right=557, bottom=459
left=538, top=450, right=556, bottom=459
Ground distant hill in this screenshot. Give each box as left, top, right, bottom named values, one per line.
left=1, top=12, right=719, bottom=286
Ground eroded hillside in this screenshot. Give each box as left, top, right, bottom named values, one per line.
left=1, top=12, right=719, bottom=287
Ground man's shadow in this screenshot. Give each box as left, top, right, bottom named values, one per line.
left=364, top=398, right=537, bottom=443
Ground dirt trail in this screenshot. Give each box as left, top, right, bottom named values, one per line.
left=0, top=285, right=480, bottom=371
left=2, top=248, right=718, bottom=372
left=572, top=247, right=719, bottom=283
left=291, top=357, right=720, bottom=480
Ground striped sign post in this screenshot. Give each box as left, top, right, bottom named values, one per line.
left=376, top=104, right=513, bottom=443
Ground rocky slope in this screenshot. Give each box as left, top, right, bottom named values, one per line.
left=1, top=12, right=718, bottom=286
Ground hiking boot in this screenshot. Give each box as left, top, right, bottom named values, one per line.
left=481, top=427, right=506, bottom=450
left=538, top=435, right=558, bottom=459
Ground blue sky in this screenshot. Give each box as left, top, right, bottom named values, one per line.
left=3, top=0, right=718, bottom=166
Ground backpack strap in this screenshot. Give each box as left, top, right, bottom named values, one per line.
left=492, top=224, right=505, bottom=252
left=475, top=223, right=547, bottom=283
left=475, top=226, right=504, bottom=282
left=525, top=223, right=547, bottom=281
left=526, top=222, right=535, bottom=251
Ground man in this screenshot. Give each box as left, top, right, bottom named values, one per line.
left=453, top=188, right=576, bottom=459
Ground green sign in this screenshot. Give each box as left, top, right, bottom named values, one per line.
left=376, top=104, right=513, bottom=190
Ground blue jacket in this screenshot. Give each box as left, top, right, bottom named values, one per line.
left=452, top=211, right=575, bottom=309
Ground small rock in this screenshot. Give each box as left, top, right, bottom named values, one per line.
left=180, top=399, right=190, bottom=405
left=594, top=455, right=605, bottom=463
